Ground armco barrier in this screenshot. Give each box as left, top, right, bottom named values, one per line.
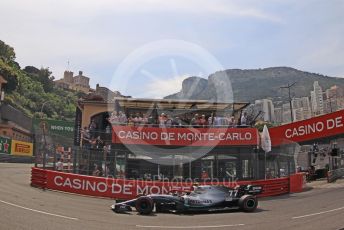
left=30, top=168, right=298, bottom=199
left=328, top=168, right=344, bottom=183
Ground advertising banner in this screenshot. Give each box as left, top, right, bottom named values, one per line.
left=32, top=118, right=75, bottom=155
left=46, top=170, right=193, bottom=200
left=0, top=136, right=11, bottom=154
left=11, top=140, right=33, bottom=156
left=32, top=118, right=74, bottom=138
left=270, top=109, right=344, bottom=146
left=112, top=126, right=259, bottom=146
left=43, top=170, right=290, bottom=200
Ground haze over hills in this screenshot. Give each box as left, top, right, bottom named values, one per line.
left=164, top=67, right=344, bottom=103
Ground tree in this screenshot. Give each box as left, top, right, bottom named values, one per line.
left=23, top=66, right=54, bottom=92
left=0, top=40, right=19, bottom=92
left=0, top=59, right=19, bottom=92
left=0, top=40, right=16, bottom=63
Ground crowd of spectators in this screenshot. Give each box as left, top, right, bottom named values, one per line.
left=80, top=110, right=249, bottom=151
left=106, top=110, right=249, bottom=128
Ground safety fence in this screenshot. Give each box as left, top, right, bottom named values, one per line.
left=31, top=167, right=305, bottom=200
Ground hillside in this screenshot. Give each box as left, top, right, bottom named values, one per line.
left=0, top=40, right=80, bottom=121
left=165, top=67, right=344, bottom=103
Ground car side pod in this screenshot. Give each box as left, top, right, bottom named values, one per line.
left=238, top=195, right=258, bottom=212
left=135, top=196, right=154, bottom=215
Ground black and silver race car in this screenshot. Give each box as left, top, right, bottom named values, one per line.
left=111, top=184, right=263, bottom=215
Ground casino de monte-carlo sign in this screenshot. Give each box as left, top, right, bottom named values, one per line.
left=269, top=109, right=344, bottom=146
left=112, top=126, right=259, bottom=146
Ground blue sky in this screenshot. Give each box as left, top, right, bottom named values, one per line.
left=1, top=0, right=343, bottom=98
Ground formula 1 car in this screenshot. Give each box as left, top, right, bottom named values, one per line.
left=111, top=184, right=263, bottom=215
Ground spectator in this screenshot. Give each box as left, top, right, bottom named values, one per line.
left=190, top=114, right=200, bottom=127
left=90, top=136, right=104, bottom=149
left=165, top=114, right=173, bottom=128
left=56, top=158, right=63, bottom=171
left=228, top=116, right=236, bottom=127
left=147, top=115, right=155, bottom=126
left=141, top=114, right=148, bottom=125
left=109, top=111, right=119, bottom=124
left=133, top=113, right=142, bottom=126
left=82, top=127, right=91, bottom=148
left=172, top=116, right=182, bottom=127
left=199, top=114, right=207, bottom=127
left=92, top=164, right=103, bottom=177
left=105, top=124, right=111, bottom=134
left=89, top=119, right=97, bottom=138
left=240, top=112, right=247, bottom=125
left=118, top=169, right=125, bottom=178
left=159, top=113, right=167, bottom=127
left=103, top=163, right=110, bottom=177
left=213, top=115, right=221, bottom=127
left=127, top=114, right=134, bottom=126
left=208, top=114, right=214, bottom=126
left=118, top=111, right=127, bottom=125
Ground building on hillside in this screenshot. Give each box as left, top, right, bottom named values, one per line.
left=292, top=108, right=305, bottom=122
left=95, top=84, right=129, bottom=101
left=274, top=107, right=283, bottom=123
left=291, top=98, right=302, bottom=110
left=310, top=81, right=324, bottom=116
left=282, top=103, right=291, bottom=123
left=300, top=97, right=312, bottom=119
left=54, top=70, right=90, bottom=93
left=326, top=85, right=344, bottom=99
left=291, top=97, right=312, bottom=121
left=324, top=85, right=344, bottom=113
left=254, top=99, right=275, bottom=122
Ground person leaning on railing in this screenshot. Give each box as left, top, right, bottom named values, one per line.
left=118, top=111, right=127, bottom=125
left=199, top=114, right=208, bottom=127
left=81, top=126, right=91, bottom=149
left=56, top=158, right=63, bottom=171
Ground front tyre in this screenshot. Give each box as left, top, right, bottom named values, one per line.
left=135, top=196, right=154, bottom=215
left=238, top=195, right=258, bottom=212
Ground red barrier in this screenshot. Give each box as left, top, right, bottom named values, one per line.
left=289, top=173, right=306, bottom=193
left=31, top=167, right=47, bottom=189
left=27, top=168, right=293, bottom=199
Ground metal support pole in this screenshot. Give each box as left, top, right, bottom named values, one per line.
left=72, top=146, right=77, bottom=174
left=42, top=124, right=47, bottom=169
left=280, top=82, right=297, bottom=123
left=264, top=151, right=267, bottom=180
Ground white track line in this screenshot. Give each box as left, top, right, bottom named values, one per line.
left=292, top=206, right=344, bottom=219
left=0, top=200, right=79, bottom=221
left=136, top=224, right=245, bottom=229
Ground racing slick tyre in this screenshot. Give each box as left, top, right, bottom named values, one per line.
left=238, top=195, right=258, bottom=212
left=135, top=196, right=154, bottom=215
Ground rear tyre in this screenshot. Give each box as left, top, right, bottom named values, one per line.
left=135, top=196, right=154, bottom=215
left=238, top=195, right=258, bottom=212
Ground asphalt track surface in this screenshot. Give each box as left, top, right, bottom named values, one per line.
left=0, top=163, right=343, bottom=230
